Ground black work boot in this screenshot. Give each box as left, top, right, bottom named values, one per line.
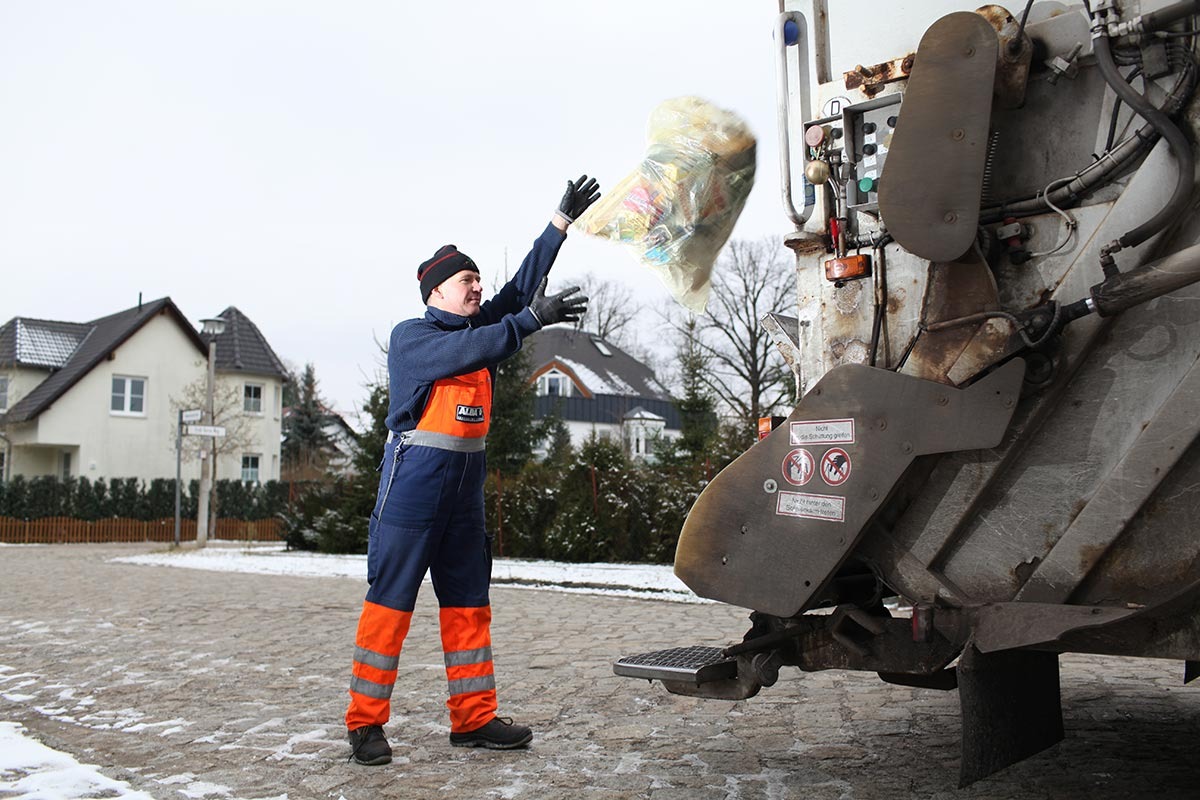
left=347, top=725, right=392, bottom=765
left=449, top=717, right=533, bottom=750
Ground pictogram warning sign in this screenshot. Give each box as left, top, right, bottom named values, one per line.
left=781, top=448, right=815, bottom=486
left=820, top=447, right=852, bottom=486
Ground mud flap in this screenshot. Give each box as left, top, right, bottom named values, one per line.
left=957, top=645, right=1063, bottom=787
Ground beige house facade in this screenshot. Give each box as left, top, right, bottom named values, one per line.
left=0, top=298, right=286, bottom=485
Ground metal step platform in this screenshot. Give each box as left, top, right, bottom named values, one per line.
left=613, top=645, right=737, bottom=684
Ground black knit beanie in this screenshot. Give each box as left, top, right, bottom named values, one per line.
left=418, top=245, right=478, bottom=303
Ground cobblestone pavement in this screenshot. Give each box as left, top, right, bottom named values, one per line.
left=2, top=544, right=1199, bottom=800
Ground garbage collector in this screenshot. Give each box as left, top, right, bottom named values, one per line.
left=345, top=175, right=600, bottom=766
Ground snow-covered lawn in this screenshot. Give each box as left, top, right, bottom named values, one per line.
left=111, top=544, right=711, bottom=604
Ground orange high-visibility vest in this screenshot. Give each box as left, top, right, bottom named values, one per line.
left=415, top=368, right=492, bottom=439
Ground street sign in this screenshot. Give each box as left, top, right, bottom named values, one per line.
left=182, top=409, right=203, bottom=424
left=186, top=424, right=227, bottom=437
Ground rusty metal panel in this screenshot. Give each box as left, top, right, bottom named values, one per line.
left=877, top=12, right=997, bottom=262
left=842, top=54, right=914, bottom=97
left=901, top=246, right=1003, bottom=385
left=1016, top=350, right=1200, bottom=603
left=975, top=4, right=1032, bottom=109
left=674, top=360, right=1023, bottom=617
left=856, top=141, right=1183, bottom=607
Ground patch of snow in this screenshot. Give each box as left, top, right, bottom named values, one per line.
left=0, top=721, right=157, bottom=799
left=555, top=356, right=617, bottom=394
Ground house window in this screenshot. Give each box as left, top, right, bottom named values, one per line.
left=538, top=370, right=572, bottom=398
left=591, top=338, right=614, bottom=357
left=0, top=376, right=7, bottom=410
left=0, top=447, right=6, bottom=482
left=241, top=454, right=261, bottom=483
left=61, top=451, right=72, bottom=480
left=244, top=383, right=263, bottom=414
left=111, top=376, right=147, bottom=415
left=273, top=384, right=281, bottom=417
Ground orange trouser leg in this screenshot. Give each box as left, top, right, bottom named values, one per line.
left=439, top=606, right=498, bottom=733
left=346, top=600, right=412, bottom=730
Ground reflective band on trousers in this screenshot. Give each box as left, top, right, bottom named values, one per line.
left=349, top=674, right=394, bottom=700
left=355, top=645, right=400, bottom=672
left=386, top=429, right=487, bottom=452
left=448, top=674, right=496, bottom=696
left=444, top=646, right=493, bottom=668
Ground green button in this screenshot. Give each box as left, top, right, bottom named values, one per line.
left=858, top=176, right=877, bottom=194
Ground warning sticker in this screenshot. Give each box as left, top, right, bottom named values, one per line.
left=781, top=448, right=815, bottom=486
left=820, top=447, right=852, bottom=487
left=776, top=491, right=846, bottom=523
left=790, top=418, right=855, bottom=446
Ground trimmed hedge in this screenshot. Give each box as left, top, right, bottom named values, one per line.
left=0, top=475, right=288, bottom=521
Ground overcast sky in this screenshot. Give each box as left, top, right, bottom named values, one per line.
left=0, top=0, right=964, bottom=418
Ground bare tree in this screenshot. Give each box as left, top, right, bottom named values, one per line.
left=170, top=377, right=260, bottom=525
left=666, top=238, right=797, bottom=435
left=577, top=273, right=641, bottom=347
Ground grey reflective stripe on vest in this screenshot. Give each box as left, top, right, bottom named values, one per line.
left=349, top=674, right=394, bottom=700
left=355, top=646, right=399, bottom=672
left=447, top=674, right=496, bottom=696
left=387, top=429, right=486, bottom=452
left=444, top=646, right=493, bottom=668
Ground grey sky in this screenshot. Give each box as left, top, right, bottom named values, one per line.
left=0, top=1, right=959, bottom=417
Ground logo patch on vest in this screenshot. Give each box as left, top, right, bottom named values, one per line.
left=456, top=404, right=485, bottom=423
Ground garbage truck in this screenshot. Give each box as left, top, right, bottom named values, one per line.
left=615, top=0, right=1200, bottom=785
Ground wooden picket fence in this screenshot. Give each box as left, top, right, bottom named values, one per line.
left=0, top=516, right=281, bottom=544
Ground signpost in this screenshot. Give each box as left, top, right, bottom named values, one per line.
left=174, top=411, right=217, bottom=547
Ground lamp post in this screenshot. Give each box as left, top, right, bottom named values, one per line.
left=196, top=316, right=227, bottom=547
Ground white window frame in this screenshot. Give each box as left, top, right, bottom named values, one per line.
left=0, top=375, right=8, bottom=411
left=61, top=451, right=72, bottom=480
left=538, top=370, right=572, bottom=398
left=244, top=382, right=264, bottom=415
left=110, top=375, right=148, bottom=416
left=241, top=454, right=261, bottom=483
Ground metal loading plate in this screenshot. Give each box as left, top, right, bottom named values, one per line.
left=613, top=646, right=737, bottom=684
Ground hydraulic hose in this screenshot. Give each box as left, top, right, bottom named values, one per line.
left=1092, top=34, right=1195, bottom=250
left=980, top=56, right=1196, bottom=223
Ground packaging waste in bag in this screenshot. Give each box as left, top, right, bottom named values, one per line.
left=576, top=96, right=756, bottom=312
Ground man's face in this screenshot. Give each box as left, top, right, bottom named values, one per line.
left=431, top=269, right=483, bottom=316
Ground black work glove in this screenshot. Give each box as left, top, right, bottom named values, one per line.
left=529, top=277, right=588, bottom=327
left=555, top=174, right=601, bottom=224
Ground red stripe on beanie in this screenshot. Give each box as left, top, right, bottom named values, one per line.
left=418, top=250, right=462, bottom=281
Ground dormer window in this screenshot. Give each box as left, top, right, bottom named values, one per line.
left=537, top=369, right=573, bottom=398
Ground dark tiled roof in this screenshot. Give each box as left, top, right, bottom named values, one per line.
left=523, top=328, right=672, bottom=401
left=2, top=298, right=208, bottom=424
left=534, top=394, right=682, bottom=430
left=0, top=317, right=93, bottom=369
left=208, top=306, right=287, bottom=379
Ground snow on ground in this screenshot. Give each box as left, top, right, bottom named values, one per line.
left=111, top=544, right=711, bottom=604
left=0, top=721, right=156, bottom=799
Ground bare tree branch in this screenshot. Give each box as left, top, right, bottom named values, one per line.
left=662, top=238, right=796, bottom=429
left=576, top=272, right=641, bottom=347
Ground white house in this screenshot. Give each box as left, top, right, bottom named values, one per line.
left=522, top=328, right=681, bottom=461
left=0, top=298, right=286, bottom=484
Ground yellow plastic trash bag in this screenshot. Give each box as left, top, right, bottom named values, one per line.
left=576, top=96, right=756, bottom=313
